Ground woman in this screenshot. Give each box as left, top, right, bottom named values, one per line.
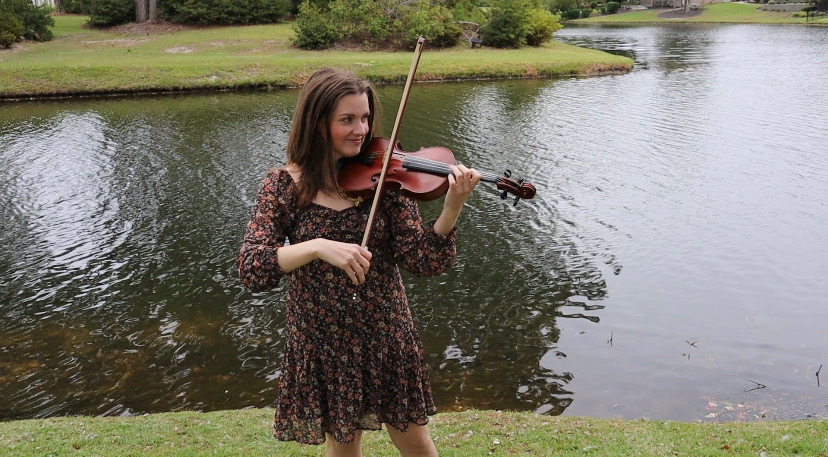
left=238, top=67, right=480, bottom=457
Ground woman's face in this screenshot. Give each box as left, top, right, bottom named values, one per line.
left=328, top=92, right=370, bottom=161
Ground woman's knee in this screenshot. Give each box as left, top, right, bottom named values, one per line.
left=325, top=431, right=363, bottom=457
left=386, top=423, right=437, bottom=456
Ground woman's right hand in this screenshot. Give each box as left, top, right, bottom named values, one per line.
left=315, top=239, right=373, bottom=285
left=276, top=238, right=372, bottom=285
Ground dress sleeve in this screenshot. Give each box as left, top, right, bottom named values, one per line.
left=387, top=192, right=457, bottom=277
left=238, top=170, right=291, bottom=292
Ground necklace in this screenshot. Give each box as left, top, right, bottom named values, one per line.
left=346, top=195, right=364, bottom=207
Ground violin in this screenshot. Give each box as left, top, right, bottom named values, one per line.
left=338, top=136, right=537, bottom=206
left=351, top=37, right=536, bottom=249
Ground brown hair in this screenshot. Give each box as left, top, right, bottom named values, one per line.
left=286, top=67, right=381, bottom=207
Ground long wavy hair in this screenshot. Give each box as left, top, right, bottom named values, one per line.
left=286, top=68, right=381, bottom=208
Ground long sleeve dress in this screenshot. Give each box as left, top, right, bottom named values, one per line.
left=238, top=169, right=456, bottom=444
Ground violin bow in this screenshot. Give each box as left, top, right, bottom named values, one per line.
left=360, top=36, right=426, bottom=249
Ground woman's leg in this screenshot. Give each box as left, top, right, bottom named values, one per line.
left=326, top=430, right=363, bottom=457
left=386, top=422, right=438, bottom=457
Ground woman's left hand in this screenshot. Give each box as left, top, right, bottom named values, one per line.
left=433, top=164, right=481, bottom=236
left=444, top=164, right=482, bottom=212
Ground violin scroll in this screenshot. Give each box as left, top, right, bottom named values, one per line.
left=497, top=170, right=536, bottom=206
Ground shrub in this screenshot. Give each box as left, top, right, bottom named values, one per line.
left=561, top=8, right=590, bottom=19
left=0, top=10, right=24, bottom=48
left=402, top=2, right=461, bottom=49
left=158, top=0, right=290, bottom=25
left=548, top=0, right=578, bottom=13
left=481, top=0, right=532, bottom=48
left=525, top=8, right=561, bottom=46
left=291, top=0, right=340, bottom=49
left=0, top=0, right=54, bottom=41
left=328, top=0, right=394, bottom=45
left=605, top=1, right=620, bottom=13
left=452, top=0, right=486, bottom=24
left=62, top=0, right=92, bottom=14
left=88, top=0, right=134, bottom=27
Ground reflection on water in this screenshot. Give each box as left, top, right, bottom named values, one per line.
left=2, top=24, right=828, bottom=422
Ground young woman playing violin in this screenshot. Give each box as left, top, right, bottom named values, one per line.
left=238, top=67, right=481, bottom=457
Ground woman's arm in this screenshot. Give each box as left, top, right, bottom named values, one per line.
left=433, top=164, right=481, bottom=236
left=277, top=239, right=372, bottom=285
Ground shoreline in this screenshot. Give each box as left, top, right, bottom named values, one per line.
left=0, top=67, right=633, bottom=103
left=0, top=16, right=633, bottom=102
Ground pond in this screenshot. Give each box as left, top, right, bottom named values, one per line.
left=1, top=23, right=826, bottom=422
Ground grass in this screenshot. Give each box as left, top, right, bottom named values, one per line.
left=0, top=15, right=633, bottom=100
left=574, top=2, right=828, bottom=24
left=1, top=409, right=826, bottom=456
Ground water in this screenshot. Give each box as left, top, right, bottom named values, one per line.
left=1, top=23, right=826, bottom=422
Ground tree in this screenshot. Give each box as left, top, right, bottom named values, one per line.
left=136, top=0, right=156, bottom=23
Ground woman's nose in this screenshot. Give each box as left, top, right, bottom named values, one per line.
left=356, top=121, right=368, bottom=134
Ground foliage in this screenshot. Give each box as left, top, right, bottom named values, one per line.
left=0, top=0, right=54, bottom=41
left=157, top=0, right=291, bottom=25
left=525, top=8, right=561, bottom=46
left=62, top=0, right=92, bottom=14
left=87, top=0, right=134, bottom=27
left=547, top=0, right=578, bottom=13
left=562, top=8, right=591, bottom=18
left=451, top=0, right=487, bottom=23
left=293, top=0, right=460, bottom=50
left=0, top=9, right=23, bottom=48
left=328, top=0, right=395, bottom=45
left=605, top=1, right=620, bottom=13
left=290, top=0, right=341, bottom=48
left=401, top=2, right=461, bottom=49
left=481, top=0, right=532, bottom=48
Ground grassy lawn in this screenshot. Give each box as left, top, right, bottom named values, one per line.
left=0, top=15, right=632, bottom=99
left=2, top=409, right=826, bottom=456
left=574, top=2, right=828, bottom=24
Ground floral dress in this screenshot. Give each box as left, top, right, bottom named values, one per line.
left=238, top=169, right=456, bottom=444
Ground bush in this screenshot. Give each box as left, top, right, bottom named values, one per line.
left=0, top=10, right=24, bottom=48
left=605, top=1, right=620, bottom=13
left=158, top=0, right=290, bottom=25
left=328, top=0, right=394, bottom=45
left=561, top=8, right=590, bottom=19
left=62, top=0, right=92, bottom=14
left=0, top=0, right=54, bottom=41
left=402, top=2, right=461, bottom=49
left=525, top=8, right=561, bottom=46
left=88, top=0, right=134, bottom=27
left=481, top=0, right=532, bottom=48
left=291, top=0, right=341, bottom=49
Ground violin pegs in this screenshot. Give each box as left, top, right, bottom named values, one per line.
left=513, top=195, right=522, bottom=206
left=500, top=190, right=508, bottom=200
left=503, top=169, right=512, bottom=178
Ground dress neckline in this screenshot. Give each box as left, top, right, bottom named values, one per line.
left=279, top=168, right=362, bottom=213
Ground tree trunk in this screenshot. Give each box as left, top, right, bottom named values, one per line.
left=136, top=0, right=149, bottom=23
left=149, top=0, right=157, bottom=22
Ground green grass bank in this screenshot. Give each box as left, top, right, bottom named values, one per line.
left=2, top=409, right=826, bottom=456
left=573, top=2, right=828, bottom=24
left=0, top=15, right=632, bottom=101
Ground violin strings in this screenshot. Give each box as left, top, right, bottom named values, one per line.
left=401, top=156, right=501, bottom=182
left=367, top=152, right=503, bottom=182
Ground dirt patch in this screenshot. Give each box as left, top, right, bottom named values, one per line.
left=658, top=8, right=704, bottom=19
left=101, top=21, right=201, bottom=36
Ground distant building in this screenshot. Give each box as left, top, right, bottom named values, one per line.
left=32, top=0, right=56, bottom=6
